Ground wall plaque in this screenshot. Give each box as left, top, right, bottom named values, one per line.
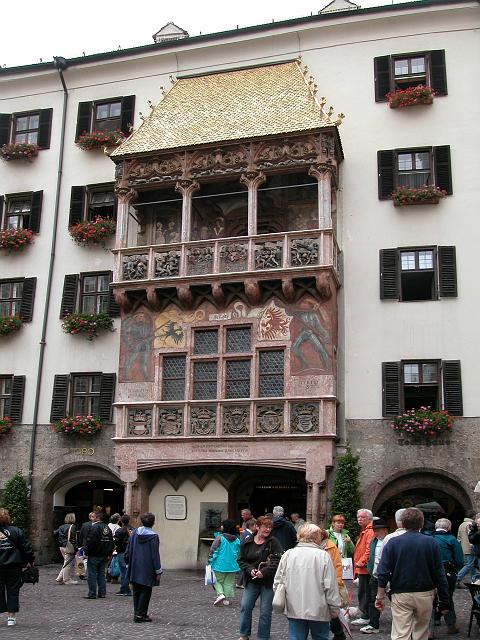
left=165, top=495, right=187, bottom=520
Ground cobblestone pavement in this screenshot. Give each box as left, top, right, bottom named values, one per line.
left=2, top=565, right=476, bottom=639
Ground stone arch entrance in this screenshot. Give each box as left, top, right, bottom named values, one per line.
left=39, top=462, right=123, bottom=563
left=372, top=469, right=473, bottom=534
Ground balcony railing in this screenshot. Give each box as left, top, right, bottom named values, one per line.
left=114, top=397, right=336, bottom=439
left=112, top=229, right=338, bottom=285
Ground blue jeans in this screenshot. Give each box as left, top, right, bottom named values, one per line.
left=87, top=556, right=107, bottom=598
left=288, top=618, right=330, bottom=640
left=457, top=553, right=479, bottom=582
left=239, top=581, right=274, bottom=640
left=116, top=552, right=131, bottom=594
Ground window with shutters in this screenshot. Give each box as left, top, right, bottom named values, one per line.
left=382, top=360, right=462, bottom=416
left=2, top=192, right=43, bottom=232
left=374, top=50, right=447, bottom=101
left=380, top=246, right=457, bottom=302
left=75, top=96, right=135, bottom=140
left=378, top=146, right=452, bottom=200
left=50, top=372, right=116, bottom=421
left=94, top=101, right=122, bottom=132
left=69, top=184, right=116, bottom=226
left=0, top=377, right=12, bottom=418
left=0, top=110, right=53, bottom=149
left=13, top=112, right=40, bottom=144
left=60, top=272, right=120, bottom=318
left=0, top=281, right=23, bottom=316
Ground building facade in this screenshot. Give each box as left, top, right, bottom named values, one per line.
left=0, top=0, right=479, bottom=566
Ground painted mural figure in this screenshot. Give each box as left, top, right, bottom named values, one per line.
left=120, top=311, right=154, bottom=381
left=291, top=305, right=330, bottom=372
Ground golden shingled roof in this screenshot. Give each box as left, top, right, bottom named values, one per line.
left=111, top=61, right=344, bottom=157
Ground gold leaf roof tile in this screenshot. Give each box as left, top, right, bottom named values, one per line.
left=111, top=61, right=344, bottom=157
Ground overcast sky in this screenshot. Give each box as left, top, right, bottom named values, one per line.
left=1, top=0, right=410, bottom=68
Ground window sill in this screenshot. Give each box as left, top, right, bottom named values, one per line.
left=389, top=96, right=434, bottom=109
left=393, top=197, right=440, bottom=207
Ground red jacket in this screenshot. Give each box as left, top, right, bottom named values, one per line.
left=353, top=523, right=374, bottom=575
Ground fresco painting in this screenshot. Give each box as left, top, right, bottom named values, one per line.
left=119, top=308, right=155, bottom=382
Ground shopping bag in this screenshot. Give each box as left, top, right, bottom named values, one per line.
left=109, top=554, right=121, bottom=578
left=341, top=557, right=354, bottom=580
left=204, top=564, right=216, bottom=586
left=272, top=582, right=286, bottom=612
left=338, top=609, right=353, bottom=640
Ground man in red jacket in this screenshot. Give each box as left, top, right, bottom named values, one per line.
left=351, top=509, right=375, bottom=626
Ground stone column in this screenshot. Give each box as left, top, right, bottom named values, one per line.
left=124, top=480, right=134, bottom=515
left=309, top=164, right=333, bottom=230
left=114, top=186, right=138, bottom=249
left=175, top=179, right=200, bottom=242
left=240, top=171, right=266, bottom=236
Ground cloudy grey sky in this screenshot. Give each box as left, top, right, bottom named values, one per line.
left=1, top=0, right=410, bottom=68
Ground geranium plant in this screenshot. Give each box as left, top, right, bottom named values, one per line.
left=53, top=415, right=103, bottom=436
left=0, top=143, right=39, bottom=161
left=0, top=416, right=13, bottom=435
left=0, top=228, right=34, bottom=254
left=76, top=130, right=125, bottom=151
left=69, top=216, right=116, bottom=247
left=387, top=85, right=435, bottom=108
left=61, top=312, right=114, bottom=340
left=0, top=316, right=22, bottom=336
left=392, top=185, right=447, bottom=206
left=391, top=407, right=454, bottom=439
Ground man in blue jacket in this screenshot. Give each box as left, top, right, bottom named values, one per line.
left=375, top=508, right=449, bottom=640
left=432, top=518, right=464, bottom=634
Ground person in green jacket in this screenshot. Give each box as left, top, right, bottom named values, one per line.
left=208, top=519, right=241, bottom=606
left=327, top=514, right=355, bottom=558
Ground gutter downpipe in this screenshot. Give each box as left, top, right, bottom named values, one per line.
left=27, top=56, right=69, bottom=497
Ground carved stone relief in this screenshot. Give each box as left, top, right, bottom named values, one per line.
left=158, top=407, right=184, bottom=436
left=127, top=408, right=152, bottom=436
left=256, top=405, right=284, bottom=434
left=123, top=254, right=148, bottom=280
left=290, top=238, right=319, bottom=266
left=255, top=242, right=282, bottom=270
left=291, top=403, right=319, bottom=433
left=191, top=406, right=216, bottom=435
left=223, top=405, right=249, bottom=435
left=219, top=243, right=248, bottom=272
left=187, top=246, right=214, bottom=275
left=155, top=251, right=180, bottom=277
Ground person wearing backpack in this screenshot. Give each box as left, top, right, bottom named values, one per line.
left=84, top=511, right=114, bottom=599
left=0, top=508, right=35, bottom=628
left=54, top=512, right=78, bottom=585
left=208, top=519, right=241, bottom=606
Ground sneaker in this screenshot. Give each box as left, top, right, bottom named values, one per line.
left=360, top=626, right=380, bottom=634
left=214, top=593, right=225, bottom=605
left=238, top=637, right=249, bottom=640
left=7, top=618, right=16, bottom=627
left=65, top=580, right=79, bottom=585
left=352, top=618, right=370, bottom=625
left=223, top=599, right=230, bottom=606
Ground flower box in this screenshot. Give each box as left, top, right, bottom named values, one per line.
left=387, top=86, right=435, bottom=109
left=0, top=143, right=39, bottom=161
left=53, top=415, right=103, bottom=436
left=0, top=316, right=22, bottom=336
left=61, top=312, right=114, bottom=340
left=69, top=216, right=116, bottom=247
left=391, top=407, right=454, bottom=442
left=392, top=185, right=447, bottom=207
left=76, top=130, right=125, bottom=151
left=0, top=417, right=13, bottom=435
left=0, top=228, right=34, bottom=254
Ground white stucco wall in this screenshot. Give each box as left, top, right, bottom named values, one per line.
left=149, top=477, right=228, bottom=569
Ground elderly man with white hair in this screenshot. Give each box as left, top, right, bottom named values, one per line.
left=271, top=506, right=297, bottom=552
left=351, top=509, right=375, bottom=626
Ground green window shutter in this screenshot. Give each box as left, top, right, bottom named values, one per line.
left=19, top=278, right=36, bottom=322
left=438, top=246, right=457, bottom=298
left=60, top=274, right=79, bottom=318
left=120, top=95, right=135, bottom=136
left=430, top=50, right=447, bottom=96
left=37, top=109, right=53, bottom=149
left=69, top=186, right=86, bottom=227
left=99, top=373, right=116, bottom=421
left=0, top=114, right=12, bottom=146
left=107, top=272, right=120, bottom=317
left=442, top=360, right=463, bottom=416
left=378, top=150, right=395, bottom=200
left=380, top=249, right=399, bottom=300
left=382, top=362, right=401, bottom=417
left=434, top=146, right=452, bottom=195
left=8, top=376, right=26, bottom=423
left=75, top=101, right=92, bottom=141
left=50, top=374, right=70, bottom=421
left=374, top=56, right=391, bottom=102
left=28, top=191, right=43, bottom=233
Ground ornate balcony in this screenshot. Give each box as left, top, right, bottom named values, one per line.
left=112, top=229, right=339, bottom=290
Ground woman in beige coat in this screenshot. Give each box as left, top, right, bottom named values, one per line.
left=273, top=522, right=341, bottom=640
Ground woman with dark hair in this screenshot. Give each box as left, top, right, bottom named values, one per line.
left=238, top=515, right=283, bottom=640
left=125, top=512, right=162, bottom=623
left=54, top=512, right=78, bottom=585
left=208, top=519, right=241, bottom=606
left=0, top=508, right=35, bottom=628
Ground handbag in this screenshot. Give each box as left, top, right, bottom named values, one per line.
left=65, top=525, right=75, bottom=555
left=22, top=565, right=39, bottom=585
left=272, top=582, right=286, bottom=612
left=204, top=564, right=216, bottom=586
left=341, top=557, right=354, bottom=580
left=109, top=554, right=121, bottom=578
